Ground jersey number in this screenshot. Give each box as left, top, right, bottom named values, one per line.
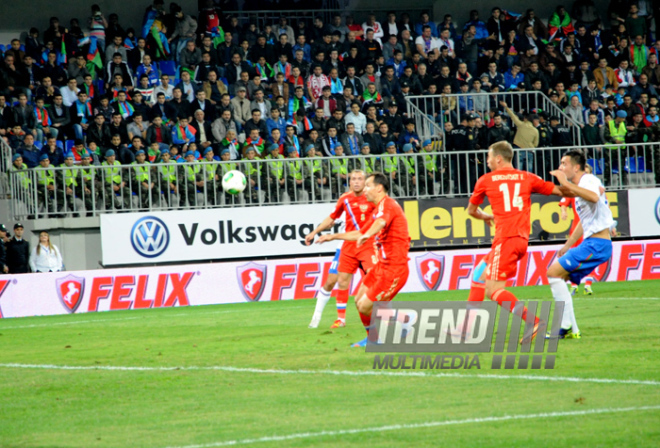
left=499, top=183, right=523, bottom=212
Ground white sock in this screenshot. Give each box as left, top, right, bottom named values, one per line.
left=313, top=288, right=332, bottom=315
left=549, top=277, right=577, bottom=331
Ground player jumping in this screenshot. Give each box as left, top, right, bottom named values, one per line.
left=306, top=170, right=377, bottom=329
left=546, top=150, right=615, bottom=339
left=465, top=142, right=565, bottom=343
left=317, top=172, right=411, bottom=347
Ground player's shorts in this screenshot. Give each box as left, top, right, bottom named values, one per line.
left=329, top=248, right=341, bottom=275
left=558, top=237, right=613, bottom=285
left=484, top=237, right=528, bottom=282
left=363, top=263, right=409, bottom=302
left=338, top=244, right=376, bottom=276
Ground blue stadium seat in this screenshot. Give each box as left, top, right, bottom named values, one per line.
left=19, top=44, right=25, bottom=52
left=159, top=60, right=177, bottom=77
left=33, top=141, right=43, bottom=150
left=65, top=140, right=75, bottom=152
left=625, top=157, right=644, bottom=173
left=0, top=45, right=5, bottom=53
left=56, top=140, right=64, bottom=149
left=587, top=158, right=604, bottom=175
left=96, top=79, right=106, bottom=95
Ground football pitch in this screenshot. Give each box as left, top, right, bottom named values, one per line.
left=1, top=280, right=659, bottom=447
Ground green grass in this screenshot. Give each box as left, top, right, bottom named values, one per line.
left=1, top=280, right=659, bottom=447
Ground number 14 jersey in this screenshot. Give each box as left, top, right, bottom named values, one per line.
left=469, top=168, right=556, bottom=240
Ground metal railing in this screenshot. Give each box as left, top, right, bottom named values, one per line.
left=405, top=91, right=583, bottom=148
left=0, top=138, right=12, bottom=198
left=7, top=144, right=659, bottom=220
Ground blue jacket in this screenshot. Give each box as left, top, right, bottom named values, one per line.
left=503, top=70, right=525, bottom=91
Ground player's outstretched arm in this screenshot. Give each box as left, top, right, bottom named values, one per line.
left=550, top=170, right=599, bottom=203
left=467, top=202, right=494, bottom=227
left=316, top=230, right=362, bottom=244
left=356, top=218, right=387, bottom=247
left=305, top=216, right=336, bottom=245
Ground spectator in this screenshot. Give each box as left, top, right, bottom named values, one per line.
left=29, top=231, right=63, bottom=273
left=6, top=223, right=30, bottom=274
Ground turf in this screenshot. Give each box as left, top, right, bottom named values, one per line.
left=1, top=280, right=659, bottom=448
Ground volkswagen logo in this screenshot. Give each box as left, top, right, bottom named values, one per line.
left=656, top=196, right=660, bottom=225
left=131, top=216, right=170, bottom=258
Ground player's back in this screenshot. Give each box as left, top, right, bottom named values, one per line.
left=374, top=196, right=411, bottom=265
left=575, top=173, right=614, bottom=239
left=471, top=168, right=555, bottom=240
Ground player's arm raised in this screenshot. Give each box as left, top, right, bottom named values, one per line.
left=550, top=170, right=599, bottom=203
left=467, top=202, right=494, bottom=227
left=305, top=216, right=336, bottom=245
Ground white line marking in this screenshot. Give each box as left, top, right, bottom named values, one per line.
left=1, top=363, right=658, bottom=386
left=162, top=405, right=660, bottom=448
left=0, top=305, right=310, bottom=330
left=576, top=297, right=660, bottom=301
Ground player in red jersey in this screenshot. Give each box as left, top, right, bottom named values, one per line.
left=317, top=172, right=411, bottom=347
left=465, top=141, right=565, bottom=343
left=305, top=170, right=377, bottom=329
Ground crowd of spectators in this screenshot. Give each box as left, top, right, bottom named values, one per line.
left=3, top=0, right=660, bottom=211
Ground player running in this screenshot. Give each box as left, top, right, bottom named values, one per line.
left=465, top=142, right=565, bottom=343
left=317, top=172, right=411, bottom=347
left=306, top=170, right=377, bottom=329
left=546, top=150, right=615, bottom=339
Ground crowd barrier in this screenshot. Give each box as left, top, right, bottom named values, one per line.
left=7, top=145, right=659, bottom=221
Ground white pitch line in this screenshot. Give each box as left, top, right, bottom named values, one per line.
left=576, top=297, right=660, bottom=301
left=0, top=304, right=310, bottom=330
left=163, top=405, right=660, bottom=448
left=1, top=363, right=658, bottom=386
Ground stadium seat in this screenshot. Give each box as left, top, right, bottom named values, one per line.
left=96, top=80, right=106, bottom=95
left=625, top=157, right=643, bottom=173
left=587, top=158, right=604, bottom=175
left=56, top=140, right=64, bottom=149
left=159, top=60, right=177, bottom=77
left=33, top=141, right=43, bottom=150
left=0, top=45, right=5, bottom=53
left=20, top=44, right=25, bottom=52
left=65, top=140, right=75, bottom=152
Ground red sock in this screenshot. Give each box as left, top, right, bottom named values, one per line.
left=468, top=282, right=486, bottom=302
left=359, top=310, right=371, bottom=333
left=491, top=289, right=539, bottom=324
left=585, top=278, right=593, bottom=286
left=336, top=289, right=349, bottom=321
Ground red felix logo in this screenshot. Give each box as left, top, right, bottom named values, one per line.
left=237, top=262, right=267, bottom=301
left=56, top=274, right=85, bottom=313
left=416, top=253, right=445, bottom=291
left=0, top=279, right=10, bottom=318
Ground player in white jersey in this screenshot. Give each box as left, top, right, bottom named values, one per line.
left=306, top=221, right=344, bottom=328
left=547, top=150, right=615, bottom=339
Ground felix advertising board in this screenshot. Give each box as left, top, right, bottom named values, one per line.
left=101, top=192, right=630, bottom=266
left=2, top=240, right=659, bottom=319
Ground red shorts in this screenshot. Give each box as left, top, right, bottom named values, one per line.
left=338, top=244, right=377, bottom=275
left=485, top=237, right=528, bottom=282
left=363, top=263, right=409, bottom=302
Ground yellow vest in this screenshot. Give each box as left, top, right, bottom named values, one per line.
left=102, top=160, right=122, bottom=184
left=607, top=120, right=627, bottom=150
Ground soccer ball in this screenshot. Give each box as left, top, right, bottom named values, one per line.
left=222, top=170, right=247, bottom=194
